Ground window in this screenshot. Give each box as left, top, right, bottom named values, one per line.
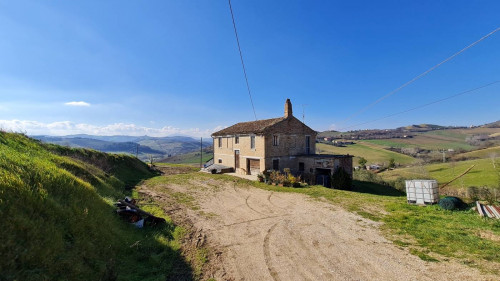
left=218, top=137, right=222, bottom=148
left=273, top=135, right=279, bottom=146
left=218, top=159, right=222, bottom=163
left=235, top=136, right=239, bottom=144
left=299, top=162, right=305, bottom=172
left=250, top=135, right=255, bottom=149
left=273, top=159, right=279, bottom=170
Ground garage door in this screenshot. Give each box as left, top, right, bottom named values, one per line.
left=248, top=159, right=260, bottom=175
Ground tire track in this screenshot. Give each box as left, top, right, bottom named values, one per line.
left=245, top=195, right=266, bottom=215
left=283, top=220, right=335, bottom=279
left=223, top=214, right=289, bottom=227
left=263, top=222, right=280, bottom=281
left=267, top=192, right=287, bottom=210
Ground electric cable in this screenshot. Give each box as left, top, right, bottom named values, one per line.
left=228, top=0, right=257, bottom=120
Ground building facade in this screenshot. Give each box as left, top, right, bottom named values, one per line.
left=211, top=99, right=352, bottom=184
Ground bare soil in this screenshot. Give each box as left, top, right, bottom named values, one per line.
left=139, top=174, right=497, bottom=281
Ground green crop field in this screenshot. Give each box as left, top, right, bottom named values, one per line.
left=317, top=142, right=417, bottom=166
left=380, top=158, right=499, bottom=189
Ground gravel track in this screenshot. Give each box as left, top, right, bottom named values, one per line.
left=140, top=175, right=496, bottom=281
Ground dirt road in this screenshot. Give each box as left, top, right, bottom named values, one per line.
left=140, top=173, right=494, bottom=281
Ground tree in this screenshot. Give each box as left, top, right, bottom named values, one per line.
left=388, top=158, right=396, bottom=169
left=358, top=157, right=367, bottom=169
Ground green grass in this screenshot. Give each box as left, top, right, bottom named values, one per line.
left=364, top=136, right=475, bottom=151
left=154, top=166, right=500, bottom=273
left=317, top=142, right=417, bottom=165
left=454, top=146, right=500, bottom=160
left=380, top=158, right=499, bottom=188
left=162, top=150, right=213, bottom=165
left=0, top=132, right=192, bottom=280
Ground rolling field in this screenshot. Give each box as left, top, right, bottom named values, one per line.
left=161, top=150, right=213, bottom=165
left=317, top=142, right=417, bottom=166
left=364, top=127, right=499, bottom=151
left=364, top=134, right=475, bottom=151
left=453, top=146, right=500, bottom=160
left=380, top=158, right=499, bottom=188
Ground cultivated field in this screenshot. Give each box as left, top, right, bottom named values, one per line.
left=317, top=142, right=417, bottom=166
left=364, top=127, right=499, bottom=151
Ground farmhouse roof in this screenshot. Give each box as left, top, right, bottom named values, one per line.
left=212, top=117, right=286, bottom=136
left=211, top=99, right=316, bottom=136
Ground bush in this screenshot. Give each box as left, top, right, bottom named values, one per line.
left=331, top=168, right=352, bottom=190
left=392, top=177, right=407, bottom=193
left=353, top=169, right=385, bottom=185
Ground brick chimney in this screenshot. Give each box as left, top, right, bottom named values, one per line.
left=284, top=99, right=293, bottom=118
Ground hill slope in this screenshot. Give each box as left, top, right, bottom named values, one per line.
left=379, top=158, right=499, bottom=189
left=0, top=132, right=189, bottom=280
left=317, top=142, right=417, bottom=166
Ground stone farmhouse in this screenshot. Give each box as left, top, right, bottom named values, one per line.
left=210, top=99, right=352, bottom=185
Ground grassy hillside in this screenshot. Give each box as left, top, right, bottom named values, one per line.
left=317, top=142, right=417, bottom=166
left=0, top=132, right=190, bottom=280
left=364, top=127, right=499, bottom=151
left=453, top=146, right=500, bottom=160
left=161, top=148, right=213, bottom=165
left=380, top=158, right=499, bottom=189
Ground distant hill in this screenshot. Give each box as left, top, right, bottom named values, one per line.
left=482, top=120, right=500, bottom=128
left=159, top=146, right=214, bottom=165
left=401, top=124, right=448, bottom=131
left=32, top=134, right=212, bottom=161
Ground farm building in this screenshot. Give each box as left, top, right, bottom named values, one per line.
left=210, top=99, right=353, bottom=185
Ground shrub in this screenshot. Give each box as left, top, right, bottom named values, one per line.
left=393, top=177, right=407, bottom=192
left=331, top=168, right=352, bottom=190
left=353, top=169, right=385, bottom=185
left=467, top=186, right=480, bottom=202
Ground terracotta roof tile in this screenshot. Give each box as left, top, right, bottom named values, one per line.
left=212, top=117, right=286, bottom=136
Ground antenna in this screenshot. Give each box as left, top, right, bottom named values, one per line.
left=302, top=104, right=308, bottom=124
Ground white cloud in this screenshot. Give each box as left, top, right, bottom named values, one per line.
left=0, top=119, right=220, bottom=138
left=64, top=101, right=91, bottom=107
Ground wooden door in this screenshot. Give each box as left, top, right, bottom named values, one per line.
left=234, top=150, right=240, bottom=169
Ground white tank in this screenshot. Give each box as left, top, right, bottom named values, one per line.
left=405, top=180, right=439, bottom=205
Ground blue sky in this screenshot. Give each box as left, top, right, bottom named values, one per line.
left=0, top=0, right=499, bottom=137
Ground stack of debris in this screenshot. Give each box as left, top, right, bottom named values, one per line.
left=476, top=201, right=500, bottom=219
left=115, top=197, right=166, bottom=228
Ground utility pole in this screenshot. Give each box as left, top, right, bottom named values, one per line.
left=200, top=137, right=203, bottom=169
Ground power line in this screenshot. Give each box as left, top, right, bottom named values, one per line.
left=339, top=80, right=500, bottom=131
left=228, top=0, right=257, bottom=120
left=341, top=26, right=500, bottom=124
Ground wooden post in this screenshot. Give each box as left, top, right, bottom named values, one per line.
left=200, top=137, right=203, bottom=169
